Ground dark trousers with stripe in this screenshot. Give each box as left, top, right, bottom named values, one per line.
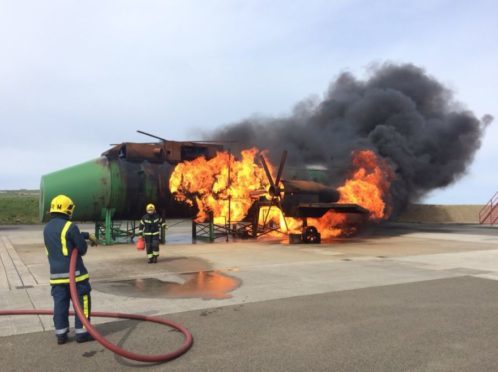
left=51, top=280, right=91, bottom=335
left=145, top=236, right=160, bottom=259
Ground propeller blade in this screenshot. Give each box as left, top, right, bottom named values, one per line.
left=277, top=200, right=289, bottom=233
left=249, top=189, right=267, bottom=199
left=274, top=150, right=287, bottom=192
left=259, top=154, right=276, bottom=192
left=261, top=204, right=272, bottom=227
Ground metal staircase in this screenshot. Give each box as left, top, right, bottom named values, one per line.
left=479, top=192, right=498, bottom=225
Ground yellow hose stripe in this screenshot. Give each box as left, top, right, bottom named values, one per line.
left=60, top=221, right=72, bottom=256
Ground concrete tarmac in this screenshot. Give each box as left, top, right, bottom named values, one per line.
left=1, top=221, right=498, bottom=371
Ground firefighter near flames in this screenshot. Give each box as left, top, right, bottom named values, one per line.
left=2, top=193, right=194, bottom=362
left=43, top=194, right=98, bottom=344
left=139, top=203, right=167, bottom=263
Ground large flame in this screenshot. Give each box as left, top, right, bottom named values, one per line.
left=308, top=149, right=394, bottom=238
left=169, top=148, right=272, bottom=224
left=170, top=148, right=394, bottom=239
left=338, top=149, right=393, bottom=220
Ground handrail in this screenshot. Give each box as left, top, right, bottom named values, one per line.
left=492, top=205, right=498, bottom=225
left=479, top=191, right=498, bottom=224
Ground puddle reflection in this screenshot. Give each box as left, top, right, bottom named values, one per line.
left=94, top=271, right=241, bottom=300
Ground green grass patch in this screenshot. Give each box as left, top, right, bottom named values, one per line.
left=0, top=190, right=40, bottom=224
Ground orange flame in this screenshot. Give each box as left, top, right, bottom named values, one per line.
left=338, top=149, right=393, bottom=220
left=170, top=148, right=393, bottom=240
left=169, top=148, right=272, bottom=224
left=308, top=150, right=394, bottom=238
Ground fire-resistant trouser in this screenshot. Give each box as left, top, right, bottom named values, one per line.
left=145, top=236, right=160, bottom=260
left=51, top=279, right=91, bottom=336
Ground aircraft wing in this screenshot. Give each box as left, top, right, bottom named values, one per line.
left=297, top=203, right=369, bottom=218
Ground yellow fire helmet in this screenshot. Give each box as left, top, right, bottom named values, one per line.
left=50, top=194, right=75, bottom=216
left=146, top=203, right=156, bottom=213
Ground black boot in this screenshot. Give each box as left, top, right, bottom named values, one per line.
left=148, top=257, right=153, bottom=264
left=76, top=333, right=94, bottom=343
left=56, top=332, right=68, bottom=345
left=153, top=256, right=158, bottom=263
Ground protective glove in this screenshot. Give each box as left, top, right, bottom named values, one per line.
left=88, top=233, right=99, bottom=247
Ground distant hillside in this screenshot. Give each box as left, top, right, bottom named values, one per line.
left=0, top=190, right=39, bottom=224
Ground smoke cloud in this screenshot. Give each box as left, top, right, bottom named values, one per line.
left=210, top=63, right=491, bottom=215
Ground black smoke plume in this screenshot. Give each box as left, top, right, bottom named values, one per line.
left=209, top=63, right=491, bottom=215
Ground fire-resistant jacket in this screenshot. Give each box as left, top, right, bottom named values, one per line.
left=139, top=212, right=164, bottom=239
left=43, top=214, right=89, bottom=285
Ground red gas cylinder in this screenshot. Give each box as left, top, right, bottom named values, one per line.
left=136, top=237, right=145, bottom=250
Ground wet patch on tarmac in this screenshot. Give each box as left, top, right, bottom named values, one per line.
left=165, top=233, right=196, bottom=244
left=93, top=271, right=241, bottom=300
left=82, top=349, right=105, bottom=358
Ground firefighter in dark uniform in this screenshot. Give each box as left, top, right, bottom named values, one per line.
left=43, top=194, right=98, bottom=344
left=139, top=203, right=166, bottom=263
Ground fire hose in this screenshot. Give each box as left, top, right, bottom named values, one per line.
left=0, top=248, right=194, bottom=363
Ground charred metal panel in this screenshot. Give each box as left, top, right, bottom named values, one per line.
left=102, top=143, right=164, bottom=163
left=103, top=140, right=223, bottom=164
left=298, top=203, right=369, bottom=218
left=162, top=141, right=223, bottom=163
left=121, top=143, right=164, bottom=163
left=111, top=159, right=196, bottom=220
left=282, top=180, right=340, bottom=202
left=280, top=179, right=341, bottom=217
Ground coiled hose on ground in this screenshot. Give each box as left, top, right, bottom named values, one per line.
left=0, top=249, right=194, bottom=363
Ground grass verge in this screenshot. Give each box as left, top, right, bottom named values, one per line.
left=0, top=190, right=39, bottom=224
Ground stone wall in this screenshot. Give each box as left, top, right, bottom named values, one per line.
left=394, top=204, right=485, bottom=224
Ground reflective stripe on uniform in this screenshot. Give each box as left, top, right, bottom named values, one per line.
left=143, top=232, right=160, bottom=236
left=49, top=273, right=89, bottom=285
left=147, top=254, right=153, bottom=258
left=50, top=271, right=81, bottom=279
left=75, top=328, right=87, bottom=334
left=60, top=221, right=72, bottom=256
left=83, top=294, right=89, bottom=319
left=143, top=219, right=159, bottom=224
left=152, top=252, right=159, bottom=256
left=55, top=327, right=68, bottom=335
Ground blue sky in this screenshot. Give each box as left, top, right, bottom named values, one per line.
left=0, top=0, right=496, bottom=204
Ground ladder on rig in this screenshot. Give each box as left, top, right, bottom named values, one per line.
left=479, top=192, right=498, bottom=225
